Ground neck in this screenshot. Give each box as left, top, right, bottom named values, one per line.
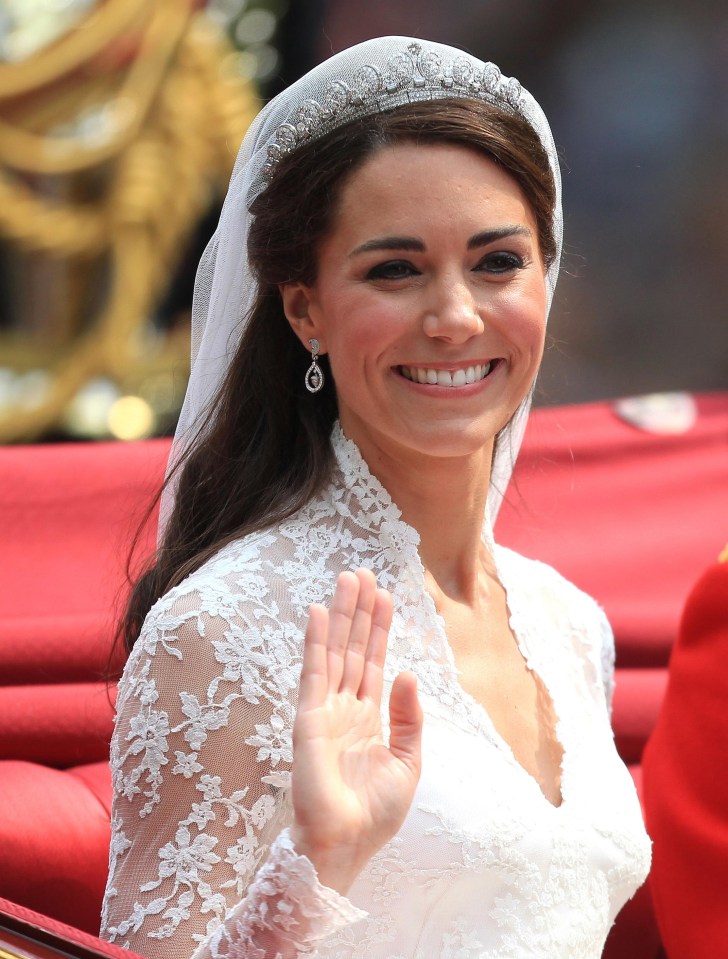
left=345, top=427, right=496, bottom=605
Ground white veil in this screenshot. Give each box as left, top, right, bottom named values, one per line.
left=159, top=36, right=563, bottom=538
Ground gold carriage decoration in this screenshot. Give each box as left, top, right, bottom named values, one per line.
left=0, top=0, right=258, bottom=442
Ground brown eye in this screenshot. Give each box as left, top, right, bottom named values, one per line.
left=476, top=252, right=524, bottom=274
left=366, top=260, right=420, bottom=281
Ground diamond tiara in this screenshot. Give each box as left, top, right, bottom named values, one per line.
left=261, top=42, right=525, bottom=180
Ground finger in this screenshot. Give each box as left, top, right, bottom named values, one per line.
left=325, top=571, right=361, bottom=693
left=339, top=569, right=378, bottom=693
left=297, top=603, right=330, bottom=712
left=388, top=671, right=423, bottom=779
left=359, top=587, right=393, bottom=704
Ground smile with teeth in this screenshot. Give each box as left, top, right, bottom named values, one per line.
left=398, top=361, right=496, bottom=387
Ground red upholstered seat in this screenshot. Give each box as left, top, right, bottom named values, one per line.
left=0, top=761, right=112, bottom=935
left=0, top=438, right=168, bottom=934
left=1, top=393, right=726, bottom=951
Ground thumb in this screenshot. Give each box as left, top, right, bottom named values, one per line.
left=388, top=671, right=423, bottom=777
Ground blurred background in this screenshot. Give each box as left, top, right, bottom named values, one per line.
left=0, top=0, right=726, bottom=443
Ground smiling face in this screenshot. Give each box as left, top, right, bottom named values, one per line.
left=281, top=142, right=548, bottom=471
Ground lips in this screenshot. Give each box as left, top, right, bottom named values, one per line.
left=398, top=361, right=496, bottom=387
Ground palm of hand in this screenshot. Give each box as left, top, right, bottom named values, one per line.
left=291, top=570, right=423, bottom=880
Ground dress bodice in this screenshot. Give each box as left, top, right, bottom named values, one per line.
left=101, top=426, right=651, bottom=959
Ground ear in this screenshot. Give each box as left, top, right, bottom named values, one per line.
left=279, top=282, right=327, bottom=353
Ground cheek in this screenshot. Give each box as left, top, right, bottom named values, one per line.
left=493, top=283, right=547, bottom=351
left=519, top=310, right=547, bottom=353
left=320, top=293, right=402, bottom=365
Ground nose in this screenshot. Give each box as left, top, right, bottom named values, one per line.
left=422, top=274, right=484, bottom=343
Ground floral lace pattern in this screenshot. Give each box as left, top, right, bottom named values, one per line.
left=101, top=424, right=651, bottom=959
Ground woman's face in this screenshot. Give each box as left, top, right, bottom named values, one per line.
left=282, top=142, right=548, bottom=469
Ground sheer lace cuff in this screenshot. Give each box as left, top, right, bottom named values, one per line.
left=198, top=828, right=367, bottom=959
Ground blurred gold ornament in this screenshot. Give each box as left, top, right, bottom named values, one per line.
left=108, top=395, right=155, bottom=441
left=0, top=0, right=259, bottom=442
left=61, top=377, right=120, bottom=438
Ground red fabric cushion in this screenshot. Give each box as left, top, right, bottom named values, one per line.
left=643, top=561, right=728, bottom=958
left=0, top=438, right=167, bottom=626
left=0, top=683, right=115, bottom=767
left=0, top=613, right=122, bottom=686
left=611, top=668, right=668, bottom=765
left=0, top=761, right=111, bottom=935
left=67, top=761, right=114, bottom=814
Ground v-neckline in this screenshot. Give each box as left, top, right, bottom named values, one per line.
left=330, top=422, right=569, bottom=809
left=427, top=572, right=568, bottom=811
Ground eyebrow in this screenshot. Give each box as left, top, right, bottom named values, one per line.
left=350, top=226, right=532, bottom=257
left=350, top=236, right=425, bottom=256
left=467, top=226, right=532, bottom=249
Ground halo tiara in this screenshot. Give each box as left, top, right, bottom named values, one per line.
left=262, top=42, right=525, bottom=179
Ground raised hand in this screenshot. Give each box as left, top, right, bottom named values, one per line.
left=290, top=569, right=423, bottom=895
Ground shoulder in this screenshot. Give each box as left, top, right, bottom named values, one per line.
left=495, top=544, right=610, bottom=632
left=495, top=544, right=614, bottom=707
left=119, top=528, right=309, bottom=714
left=139, top=524, right=311, bottom=649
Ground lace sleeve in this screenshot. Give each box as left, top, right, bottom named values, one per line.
left=101, top=578, right=365, bottom=959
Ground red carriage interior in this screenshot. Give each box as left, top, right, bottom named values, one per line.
left=2, top=391, right=726, bottom=956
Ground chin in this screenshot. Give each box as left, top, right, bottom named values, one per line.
left=390, top=417, right=503, bottom=463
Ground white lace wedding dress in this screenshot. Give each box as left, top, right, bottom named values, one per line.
left=101, top=425, right=651, bottom=959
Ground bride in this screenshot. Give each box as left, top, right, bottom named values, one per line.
left=101, top=36, right=651, bottom=958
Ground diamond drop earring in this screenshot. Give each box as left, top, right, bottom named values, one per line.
left=305, top=338, right=324, bottom=393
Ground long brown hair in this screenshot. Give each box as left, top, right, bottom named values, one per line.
left=121, top=97, right=557, bottom=654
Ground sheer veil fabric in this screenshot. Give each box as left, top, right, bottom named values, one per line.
left=160, top=36, right=563, bottom=537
